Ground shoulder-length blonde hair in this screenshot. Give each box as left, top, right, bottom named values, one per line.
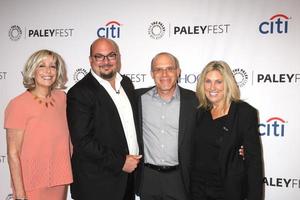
left=23, top=49, right=67, bottom=90
left=196, top=60, right=240, bottom=109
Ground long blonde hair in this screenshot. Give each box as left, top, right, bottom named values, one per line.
left=196, top=60, right=240, bottom=109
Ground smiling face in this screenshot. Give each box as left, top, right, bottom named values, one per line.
left=34, top=55, right=57, bottom=90
left=89, top=38, right=120, bottom=81
left=204, top=70, right=225, bottom=107
left=151, top=54, right=181, bottom=98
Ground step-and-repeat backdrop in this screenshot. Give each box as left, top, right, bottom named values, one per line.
left=1, top=0, right=299, bottom=199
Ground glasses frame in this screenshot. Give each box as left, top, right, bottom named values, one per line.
left=152, top=66, right=177, bottom=74
left=92, top=52, right=117, bottom=62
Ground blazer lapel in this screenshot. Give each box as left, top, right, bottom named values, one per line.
left=178, top=87, right=188, bottom=148
left=87, top=73, right=128, bottom=145
left=88, top=73, right=118, bottom=111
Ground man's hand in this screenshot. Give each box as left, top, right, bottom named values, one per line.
left=122, top=155, right=142, bottom=173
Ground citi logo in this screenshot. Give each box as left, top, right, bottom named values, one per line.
left=97, top=21, right=121, bottom=38
left=259, top=117, right=287, bottom=137
left=259, top=14, right=290, bottom=34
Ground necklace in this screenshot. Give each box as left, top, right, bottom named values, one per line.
left=32, top=93, right=55, bottom=108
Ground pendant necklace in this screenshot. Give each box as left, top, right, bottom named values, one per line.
left=32, top=92, right=55, bottom=108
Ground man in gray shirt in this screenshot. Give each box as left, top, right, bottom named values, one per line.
left=136, top=52, right=198, bottom=200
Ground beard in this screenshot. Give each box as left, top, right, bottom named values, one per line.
left=100, top=71, right=115, bottom=80
left=99, top=64, right=117, bottom=80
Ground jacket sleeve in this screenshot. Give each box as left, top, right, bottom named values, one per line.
left=67, top=86, right=125, bottom=175
left=243, top=106, right=263, bottom=200
left=190, top=108, right=207, bottom=200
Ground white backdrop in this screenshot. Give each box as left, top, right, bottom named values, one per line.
left=1, top=0, right=299, bottom=199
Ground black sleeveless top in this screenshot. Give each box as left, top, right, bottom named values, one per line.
left=192, top=109, right=228, bottom=199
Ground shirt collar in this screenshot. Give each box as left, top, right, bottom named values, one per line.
left=91, top=69, right=123, bottom=91
left=151, top=84, right=180, bottom=102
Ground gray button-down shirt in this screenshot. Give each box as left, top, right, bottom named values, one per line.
left=142, top=86, right=180, bottom=166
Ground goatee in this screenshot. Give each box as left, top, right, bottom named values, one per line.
left=100, top=71, right=115, bottom=80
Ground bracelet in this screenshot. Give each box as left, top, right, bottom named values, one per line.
left=15, top=198, right=28, bottom=200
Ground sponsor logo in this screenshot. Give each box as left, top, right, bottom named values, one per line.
left=259, top=14, right=290, bottom=34
left=97, top=21, right=121, bottom=38
left=259, top=117, right=287, bottom=137
left=178, top=73, right=200, bottom=84
left=6, top=194, right=13, bottom=200
left=232, top=68, right=248, bottom=87
left=124, top=73, right=147, bottom=82
left=173, top=24, right=230, bottom=35
left=263, top=177, right=300, bottom=188
left=178, top=69, right=248, bottom=86
left=178, top=69, right=245, bottom=85
left=8, top=25, right=22, bottom=41
left=28, top=28, right=74, bottom=38
left=8, top=25, right=74, bottom=40
left=148, top=21, right=230, bottom=39
left=73, top=68, right=88, bottom=83
left=0, top=72, right=8, bottom=80
left=148, top=21, right=166, bottom=39
left=256, top=73, right=300, bottom=83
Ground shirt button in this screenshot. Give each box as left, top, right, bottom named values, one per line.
left=161, top=115, right=165, bottom=119
left=161, top=130, right=164, bottom=133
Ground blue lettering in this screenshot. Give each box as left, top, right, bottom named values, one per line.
left=259, top=18, right=289, bottom=34
left=259, top=121, right=285, bottom=137
left=97, top=25, right=120, bottom=38
left=97, top=27, right=106, bottom=37
left=275, top=18, right=283, bottom=33
left=259, top=124, right=266, bottom=136
left=259, top=22, right=269, bottom=34
left=284, top=21, right=288, bottom=33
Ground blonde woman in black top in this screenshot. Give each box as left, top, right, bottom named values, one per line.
left=191, top=61, right=263, bottom=200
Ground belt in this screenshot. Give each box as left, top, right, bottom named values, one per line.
left=144, top=163, right=179, bottom=172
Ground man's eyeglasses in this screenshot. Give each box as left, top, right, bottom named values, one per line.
left=92, top=52, right=117, bottom=62
left=152, top=66, right=177, bottom=74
